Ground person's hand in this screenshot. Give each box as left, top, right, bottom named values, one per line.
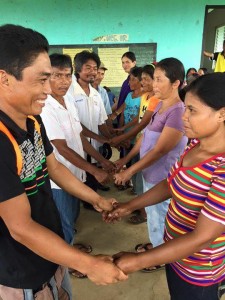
left=114, top=168, right=132, bottom=186
left=114, top=127, right=125, bottom=133
left=86, top=254, right=128, bottom=285
left=101, top=160, right=116, bottom=173
left=109, top=135, right=123, bottom=147
left=203, top=51, right=213, bottom=58
left=113, top=251, right=139, bottom=274
left=108, top=127, right=118, bottom=136
left=114, top=158, right=126, bottom=172
left=93, top=168, right=110, bottom=184
left=103, top=202, right=132, bottom=223
left=93, top=196, right=118, bottom=213
left=122, top=139, right=131, bottom=149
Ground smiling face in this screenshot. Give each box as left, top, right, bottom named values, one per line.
left=4, top=52, right=51, bottom=118
left=141, top=72, right=153, bottom=93
left=94, top=68, right=105, bottom=86
left=78, top=59, right=98, bottom=84
left=129, top=74, right=141, bottom=91
left=182, top=92, right=223, bottom=139
left=121, top=56, right=136, bottom=73
left=50, top=67, right=72, bottom=99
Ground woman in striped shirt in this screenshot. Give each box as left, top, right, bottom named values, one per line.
left=107, top=73, right=225, bottom=299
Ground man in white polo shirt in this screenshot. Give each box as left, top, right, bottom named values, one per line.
left=41, top=54, right=115, bottom=244
left=67, top=51, right=113, bottom=196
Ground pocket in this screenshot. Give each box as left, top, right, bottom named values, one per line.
left=34, top=285, right=54, bottom=300
left=58, top=287, right=69, bottom=300
left=0, top=285, right=24, bottom=300
left=54, top=266, right=66, bottom=290
left=54, top=267, right=70, bottom=300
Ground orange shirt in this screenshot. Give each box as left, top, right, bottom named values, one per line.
left=138, top=94, right=159, bottom=123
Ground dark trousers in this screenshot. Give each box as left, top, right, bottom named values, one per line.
left=85, top=172, right=98, bottom=192
left=166, top=264, right=221, bottom=300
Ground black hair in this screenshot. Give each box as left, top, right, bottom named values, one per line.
left=0, top=24, right=49, bottom=80
left=185, top=73, right=225, bottom=110
left=198, top=67, right=208, bottom=75
left=186, top=68, right=197, bottom=79
left=130, top=66, right=143, bottom=81
left=156, top=57, right=185, bottom=88
left=142, top=64, right=155, bottom=79
left=186, top=72, right=200, bottom=85
left=49, top=53, right=73, bottom=73
left=122, top=51, right=136, bottom=62
left=103, top=86, right=111, bottom=92
left=74, top=51, right=100, bottom=78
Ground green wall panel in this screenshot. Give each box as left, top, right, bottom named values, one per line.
left=0, top=0, right=224, bottom=70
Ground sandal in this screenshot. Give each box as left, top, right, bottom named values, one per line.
left=73, top=243, right=93, bottom=254
left=128, top=215, right=147, bottom=225
left=141, top=264, right=165, bottom=273
left=135, top=243, right=153, bottom=253
left=69, top=268, right=87, bottom=278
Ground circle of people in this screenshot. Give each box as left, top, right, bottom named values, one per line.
left=0, top=24, right=225, bottom=300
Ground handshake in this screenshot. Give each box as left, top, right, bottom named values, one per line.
left=84, top=198, right=140, bottom=285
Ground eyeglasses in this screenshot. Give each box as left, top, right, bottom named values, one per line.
left=51, top=73, right=72, bottom=81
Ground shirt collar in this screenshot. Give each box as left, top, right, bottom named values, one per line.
left=46, top=95, right=66, bottom=109
left=0, top=110, right=35, bottom=141
left=73, top=81, right=99, bottom=98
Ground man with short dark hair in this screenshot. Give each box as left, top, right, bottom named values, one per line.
left=0, top=24, right=127, bottom=299
left=67, top=51, right=113, bottom=196
left=41, top=53, right=114, bottom=245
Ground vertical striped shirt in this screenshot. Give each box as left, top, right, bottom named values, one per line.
left=165, top=139, right=225, bottom=286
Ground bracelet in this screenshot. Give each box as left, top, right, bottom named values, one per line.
left=115, top=111, right=119, bottom=116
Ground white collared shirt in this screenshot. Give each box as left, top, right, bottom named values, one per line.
left=67, top=79, right=108, bottom=157
left=41, top=94, right=86, bottom=189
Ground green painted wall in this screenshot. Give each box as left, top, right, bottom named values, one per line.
left=0, top=0, right=224, bottom=70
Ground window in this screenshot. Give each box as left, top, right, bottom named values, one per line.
left=214, top=25, right=225, bottom=52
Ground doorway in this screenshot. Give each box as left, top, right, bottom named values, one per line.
left=201, top=5, right=225, bottom=72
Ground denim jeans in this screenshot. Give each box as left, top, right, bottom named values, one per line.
left=124, top=146, right=143, bottom=195
left=143, top=180, right=170, bottom=247
left=52, top=188, right=80, bottom=245
left=166, top=264, right=221, bottom=300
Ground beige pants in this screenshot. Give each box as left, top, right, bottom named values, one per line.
left=0, top=266, right=69, bottom=300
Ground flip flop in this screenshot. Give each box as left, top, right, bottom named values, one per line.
left=69, top=268, right=87, bottom=278
left=141, top=264, right=165, bottom=273
left=128, top=215, right=147, bottom=225
left=73, top=243, right=93, bottom=254
left=135, top=243, right=153, bottom=253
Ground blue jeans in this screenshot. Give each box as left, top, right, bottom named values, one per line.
left=124, top=147, right=143, bottom=195
left=166, top=264, right=221, bottom=300
left=143, top=180, right=170, bottom=247
left=52, top=189, right=80, bottom=245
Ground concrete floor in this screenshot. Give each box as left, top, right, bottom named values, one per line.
left=70, top=151, right=170, bottom=299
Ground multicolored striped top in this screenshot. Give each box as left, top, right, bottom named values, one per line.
left=165, top=139, right=225, bottom=286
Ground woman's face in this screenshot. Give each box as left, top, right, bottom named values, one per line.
left=187, top=69, right=196, bottom=78
left=129, top=74, right=141, bottom=91
left=153, top=68, right=174, bottom=100
left=141, top=72, right=153, bottom=93
left=122, top=56, right=136, bottom=73
left=182, top=92, right=221, bottom=139
left=198, top=69, right=204, bottom=76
